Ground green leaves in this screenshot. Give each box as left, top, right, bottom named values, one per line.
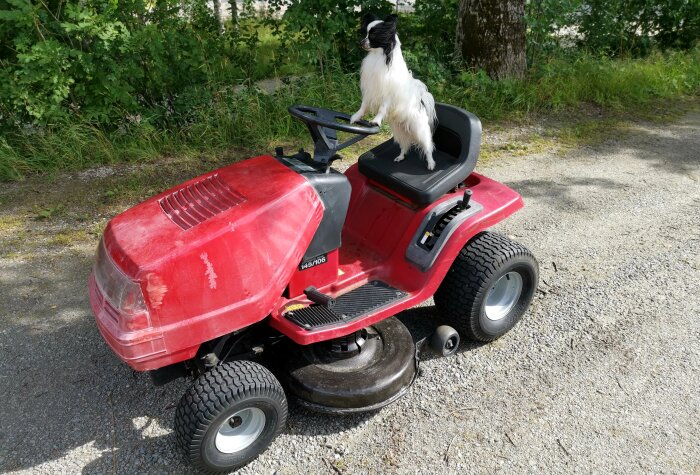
left=12, top=39, right=75, bottom=120
left=0, top=0, right=32, bottom=25
left=0, top=0, right=698, bottom=182
left=526, top=0, right=700, bottom=58
left=34, top=204, right=65, bottom=220
left=265, top=0, right=393, bottom=73
left=0, top=0, right=247, bottom=127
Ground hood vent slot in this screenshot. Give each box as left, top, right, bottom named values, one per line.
left=159, top=174, right=245, bottom=230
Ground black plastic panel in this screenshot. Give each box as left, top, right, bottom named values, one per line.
left=276, top=155, right=352, bottom=259
left=405, top=195, right=483, bottom=271
left=302, top=171, right=351, bottom=259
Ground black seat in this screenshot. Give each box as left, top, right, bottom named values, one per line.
left=358, top=103, right=481, bottom=205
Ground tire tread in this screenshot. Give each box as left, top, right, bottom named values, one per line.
left=174, top=360, right=287, bottom=473
left=434, top=231, right=537, bottom=341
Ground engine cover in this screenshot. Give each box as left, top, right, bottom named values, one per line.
left=97, top=155, right=324, bottom=370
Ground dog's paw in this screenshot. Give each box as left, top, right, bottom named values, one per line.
left=394, top=155, right=405, bottom=162
left=370, top=118, right=382, bottom=127
left=350, top=112, right=362, bottom=124
left=426, top=160, right=435, bottom=171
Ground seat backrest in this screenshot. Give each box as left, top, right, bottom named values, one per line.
left=357, top=103, right=482, bottom=205
left=432, top=103, right=482, bottom=173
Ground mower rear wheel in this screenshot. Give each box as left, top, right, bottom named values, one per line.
left=434, top=232, right=538, bottom=342
left=174, top=360, right=287, bottom=473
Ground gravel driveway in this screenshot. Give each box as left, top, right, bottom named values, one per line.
left=1, top=109, right=698, bottom=474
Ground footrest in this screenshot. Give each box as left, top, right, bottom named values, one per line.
left=285, top=281, right=407, bottom=330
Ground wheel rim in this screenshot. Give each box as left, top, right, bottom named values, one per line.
left=445, top=335, right=459, bottom=352
left=215, top=407, right=266, bottom=454
left=484, top=271, right=523, bottom=321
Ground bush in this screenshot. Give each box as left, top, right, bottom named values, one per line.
left=403, top=0, right=459, bottom=63
left=264, top=0, right=393, bottom=73
left=0, top=0, right=260, bottom=126
left=526, top=0, right=700, bottom=58
left=0, top=0, right=699, bottom=180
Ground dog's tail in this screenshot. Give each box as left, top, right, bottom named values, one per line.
left=417, top=80, right=437, bottom=133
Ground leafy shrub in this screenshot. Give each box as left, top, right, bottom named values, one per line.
left=0, top=0, right=699, bottom=181
left=579, top=0, right=700, bottom=55
left=402, top=0, right=459, bottom=63
left=0, top=0, right=259, bottom=126
left=526, top=0, right=700, bottom=58
left=264, top=0, right=393, bottom=73
left=525, top=0, right=583, bottom=60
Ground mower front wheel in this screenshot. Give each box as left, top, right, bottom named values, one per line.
left=175, top=360, right=287, bottom=473
left=435, top=232, right=538, bottom=342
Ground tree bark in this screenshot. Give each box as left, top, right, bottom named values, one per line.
left=212, top=0, right=223, bottom=33
left=230, top=0, right=238, bottom=28
left=456, top=0, right=527, bottom=80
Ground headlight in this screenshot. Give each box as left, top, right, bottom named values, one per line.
left=94, top=240, right=151, bottom=331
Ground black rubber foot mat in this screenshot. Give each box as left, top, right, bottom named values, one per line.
left=285, top=281, right=407, bottom=330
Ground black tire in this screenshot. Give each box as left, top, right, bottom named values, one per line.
left=434, top=231, right=538, bottom=342
left=174, top=360, right=287, bottom=473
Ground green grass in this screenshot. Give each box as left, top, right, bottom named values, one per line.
left=2, top=48, right=699, bottom=181
left=440, top=48, right=700, bottom=120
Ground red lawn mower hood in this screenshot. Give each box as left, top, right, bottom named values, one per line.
left=100, top=155, right=323, bottom=338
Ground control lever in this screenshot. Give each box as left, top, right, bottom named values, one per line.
left=304, top=286, right=336, bottom=309
left=462, top=189, right=473, bottom=208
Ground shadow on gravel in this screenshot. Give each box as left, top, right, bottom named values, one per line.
left=504, top=114, right=699, bottom=211
left=503, top=177, right=626, bottom=212
left=615, top=119, right=700, bottom=177
left=0, top=253, right=192, bottom=474
left=397, top=305, right=485, bottom=362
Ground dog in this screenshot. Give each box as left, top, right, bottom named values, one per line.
left=350, top=14, right=438, bottom=170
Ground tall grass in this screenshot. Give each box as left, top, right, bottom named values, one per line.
left=1, top=48, right=699, bottom=181
left=442, top=49, right=700, bottom=119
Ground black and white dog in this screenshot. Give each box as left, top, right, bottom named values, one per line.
left=350, top=14, right=437, bottom=170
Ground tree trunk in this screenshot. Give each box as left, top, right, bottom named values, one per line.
left=212, top=0, right=222, bottom=33
left=230, top=0, right=238, bottom=29
left=456, top=0, right=527, bottom=80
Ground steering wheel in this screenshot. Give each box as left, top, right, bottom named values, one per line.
left=287, top=104, right=380, bottom=166
left=288, top=105, right=380, bottom=136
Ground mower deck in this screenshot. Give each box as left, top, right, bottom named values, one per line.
left=281, top=317, right=417, bottom=414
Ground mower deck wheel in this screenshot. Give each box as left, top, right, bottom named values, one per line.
left=430, top=325, right=460, bottom=357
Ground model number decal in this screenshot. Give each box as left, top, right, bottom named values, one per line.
left=299, top=254, right=327, bottom=270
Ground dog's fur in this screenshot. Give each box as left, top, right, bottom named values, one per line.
left=350, top=14, right=437, bottom=170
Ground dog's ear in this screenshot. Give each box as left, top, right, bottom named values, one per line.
left=383, top=14, right=398, bottom=25
left=361, top=13, right=380, bottom=29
